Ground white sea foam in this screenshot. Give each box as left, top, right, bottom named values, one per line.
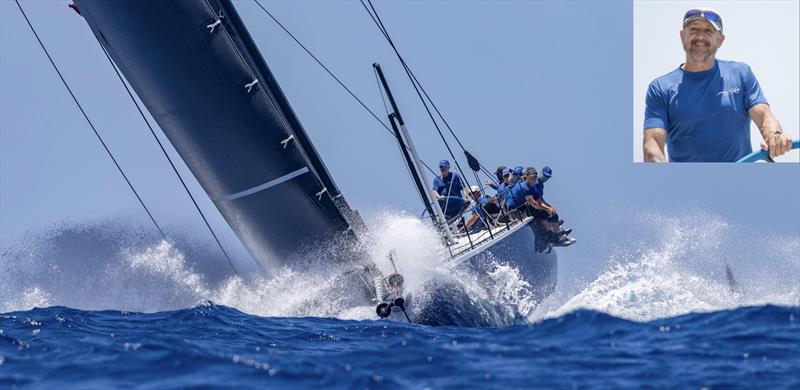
left=539, top=212, right=800, bottom=322
left=1, top=211, right=798, bottom=324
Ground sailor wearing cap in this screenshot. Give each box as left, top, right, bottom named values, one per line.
left=506, top=167, right=575, bottom=247
left=486, top=165, right=508, bottom=191
left=463, top=185, right=495, bottom=233
left=643, top=7, right=790, bottom=162
left=432, top=159, right=466, bottom=219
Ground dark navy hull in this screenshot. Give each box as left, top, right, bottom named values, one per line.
left=408, top=219, right=557, bottom=325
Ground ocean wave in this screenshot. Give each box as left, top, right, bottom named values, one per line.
left=1, top=211, right=798, bottom=326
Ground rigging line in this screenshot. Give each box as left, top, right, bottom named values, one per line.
left=365, top=2, right=498, bottom=184
left=363, top=0, right=469, bottom=156
left=251, top=0, right=393, bottom=135
left=374, top=69, right=392, bottom=118
left=95, top=43, right=239, bottom=275
left=14, top=0, right=165, bottom=239
left=360, top=0, right=474, bottom=191
left=363, top=0, right=500, bottom=184
left=250, top=0, right=442, bottom=186
left=373, top=67, right=440, bottom=180
left=364, top=0, right=465, bottom=156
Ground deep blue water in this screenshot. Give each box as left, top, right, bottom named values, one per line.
left=1, top=304, right=798, bottom=389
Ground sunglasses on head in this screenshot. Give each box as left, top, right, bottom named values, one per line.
left=684, top=9, right=722, bottom=25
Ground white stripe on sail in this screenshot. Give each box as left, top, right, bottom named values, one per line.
left=213, top=167, right=310, bottom=201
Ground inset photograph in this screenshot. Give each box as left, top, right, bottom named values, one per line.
left=633, top=1, right=799, bottom=163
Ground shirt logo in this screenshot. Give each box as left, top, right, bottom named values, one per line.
left=717, top=87, right=741, bottom=96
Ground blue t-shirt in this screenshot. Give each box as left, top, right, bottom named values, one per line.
left=506, top=181, right=540, bottom=210
left=432, top=173, right=464, bottom=199
left=496, top=182, right=508, bottom=198
left=533, top=179, right=544, bottom=198
left=644, top=59, right=768, bottom=162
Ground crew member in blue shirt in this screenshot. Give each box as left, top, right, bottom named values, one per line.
left=506, top=167, right=574, bottom=246
left=463, top=185, right=498, bottom=233
left=486, top=166, right=507, bottom=191
left=537, top=166, right=573, bottom=238
left=501, top=166, right=524, bottom=208
left=432, top=160, right=465, bottom=219
left=643, top=8, right=791, bottom=162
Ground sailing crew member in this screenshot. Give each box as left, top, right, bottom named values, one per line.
left=463, top=186, right=488, bottom=232
left=463, top=185, right=501, bottom=233
left=432, top=159, right=465, bottom=219
left=536, top=166, right=573, bottom=240
left=643, top=8, right=791, bottom=162
left=502, top=166, right=524, bottom=209
left=486, top=166, right=508, bottom=191
left=506, top=168, right=573, bottom=245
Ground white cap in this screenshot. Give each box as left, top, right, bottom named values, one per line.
left=470, top=185, right=480, bottom=192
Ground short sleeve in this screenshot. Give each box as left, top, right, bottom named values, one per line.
left=432, top=177, right=442, bottom=192
left=529, top=185, right=541, bottom=200
left=644, top=81, right=668, bottom=131
left=741, top=64, right=768, bottom=110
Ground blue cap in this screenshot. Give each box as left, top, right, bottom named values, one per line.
left=502, top=168, right=510, bottom=176
left=439, top=160, right=450, bottom=168
left=513, top=166, right=523, bottom=176
left=542, top=166, right=552, bottom=178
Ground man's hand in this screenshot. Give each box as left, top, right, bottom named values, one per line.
left=760, top=130, right=793, bottom=159
left=643, top=128, right=667, bottom=162
left=750, top=104, right=790, bottom=159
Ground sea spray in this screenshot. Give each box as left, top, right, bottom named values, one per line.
left=2, top=210, right=798, bottom=325
left=541, top=211, right=800, bottom=322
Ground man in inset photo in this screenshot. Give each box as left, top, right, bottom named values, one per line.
left=641, top=8, right=794, bottom=163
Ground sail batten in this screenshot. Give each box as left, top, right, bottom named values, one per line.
left=75, top=0, right=360, bottom=269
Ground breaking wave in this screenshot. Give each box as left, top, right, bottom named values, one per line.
left=538, top=212, right=800, bottom=322
left=1, top=211, right=798, bottom=325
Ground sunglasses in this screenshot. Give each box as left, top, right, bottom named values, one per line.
left=683, top=9, right=722, bottom=30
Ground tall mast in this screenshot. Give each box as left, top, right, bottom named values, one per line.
left=373, top=63, right=454, bottom=244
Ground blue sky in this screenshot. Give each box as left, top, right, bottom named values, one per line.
left=2, top=1, right=798, bottom=278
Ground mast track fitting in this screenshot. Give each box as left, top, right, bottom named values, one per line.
left=206, top=10, right=224, bottom=34
left=280, top=134, right=294, bottom=148
left=315, top=187, right=328, bottom=200
left=244, top=78, right=259, bottom=93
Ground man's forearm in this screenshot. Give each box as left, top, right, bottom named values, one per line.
left=527, top=197, right=549, bottom=212
left=757, top=113, right=783, bottom=140
left=750, top=104, right=783, bottom=139
left=643, top=129, right=667, bottom=162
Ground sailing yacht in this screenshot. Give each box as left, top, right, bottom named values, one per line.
left=70, top=0, right=558, bottom=322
